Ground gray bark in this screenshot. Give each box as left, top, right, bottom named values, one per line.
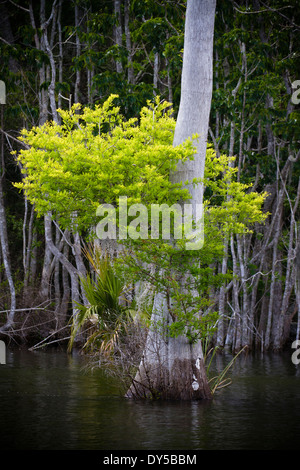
left=0, top=176, right=16, bottom=330
left=29, top=0, right=48, bottom=125
left=114, top=0, right=123, bottom=74
left=124, top=0, right=134, bottom=85
left=172, top=0, right=216, bottom=211
left=126, top=0, right=216, bottom=400
left=0, top=106, right=16, bottom=330
left=41, top=0, right=59, bottom=123
left=23, top=199, right=35, bottom=288
left=44, top=214, right=80, bottom=319
left=74, top=3, right=81, bottom=104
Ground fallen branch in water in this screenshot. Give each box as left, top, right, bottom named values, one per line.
left=29, top=326, right=71, bottom=351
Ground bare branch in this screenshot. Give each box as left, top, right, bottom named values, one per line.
left=8, top=0, right=29, bottom=12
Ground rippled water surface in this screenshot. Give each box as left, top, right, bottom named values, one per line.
left=0, top=348, right=300, bottom=450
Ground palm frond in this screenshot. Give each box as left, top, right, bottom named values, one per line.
left=68, top=247, right=133, bottom=354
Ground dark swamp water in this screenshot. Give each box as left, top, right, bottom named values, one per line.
left=0, top=347, right=300, bottom=451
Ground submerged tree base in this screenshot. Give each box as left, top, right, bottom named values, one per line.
left=125, top=303, right=212, bottom=401
left=125, top=354, right=212, bottom=401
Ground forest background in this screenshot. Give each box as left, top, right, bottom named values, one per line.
left=0, top=0, right=299, bottom=356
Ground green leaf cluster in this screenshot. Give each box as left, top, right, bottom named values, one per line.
left=14, top=95, right=193, bottom=232
left=203, top=148, right=268, bottom=236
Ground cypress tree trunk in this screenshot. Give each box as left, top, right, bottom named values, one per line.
left=126, top=0, right=216, bottom=400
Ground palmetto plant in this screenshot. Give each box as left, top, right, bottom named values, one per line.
left=68, top=247, right=133, bottom=357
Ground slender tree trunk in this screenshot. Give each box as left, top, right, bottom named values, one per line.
left=40, top=216, right=54, bottom=300
left=41, top=0, right=58, bottom=123
left=0, top=181, right=16, bottom=330
left=60, top=235, right=71, bottom=322
left=126, top=0, right=216, bottom=400
left=54, top=225, right=61, bottom=311
left=230, top=234, right=242, bottom=352
left=23, top=199, right=35, bottom=289
left=57, top=0, right=63, bottom=112
left=217, top=238, right=228, bottom=347
left=29, top=229, right=38, bottom=284
left=114, top=0, right=123, bottom=74
left=153, top=51, right=159, bottom=95
left=124, top=0, right=134, bottom=85
left=274, top=177, right=300, bottom=349
left=29, top=0, right=48, bottom=125
left=44, top=214, right=80, bottom=319
left=0, top=106, right=16, bottom=330
left=265, top=188, right=284, bottom=349
left=74, top=3, right=81, bottom=104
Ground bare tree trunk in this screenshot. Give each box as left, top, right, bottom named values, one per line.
left=126, top=0, right=216, bottom=400
left=54, top=225, right=61, bottom=311
left=0, top=106, right=16, bottom=330
left=29, top=0, right=48, bottom=125
left=274, top=177, right=300, bottom=349
left=236, top=234, right=250, bottom=348
left=85, top=7, right=95, bottom=106
left=22, top=198, right=36, bottom=280
left=114, top=0, right=123, bottom=74
left=153, top=51, right=159, bottom=95
left=41, top=0, right=58, bottom=123
left=265, top=188, right=284, bottom=349
left=57, top=0, right=63, bottom=111
left=29, top=227, right=38, bottom=283
left=40, top=216, right=54, bottom=300
left=166, top=57, right=173, bottom=105
left=0, top=182, right=16, bottom=330
left=124, top=0, right=134, bottom=85
left=230, top=234, right=242, bottom=352
left=44, top=214, right=80, bottom=319
left=59, top=236, right=71, bottom=322
left=74, top=3, right=81, bottom=104
left=73, top=231, right=88, bottom=306
left=216, top=239, right=228, bottom=347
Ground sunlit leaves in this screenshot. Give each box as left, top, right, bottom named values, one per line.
left=15, top=95, right=193, bottom=232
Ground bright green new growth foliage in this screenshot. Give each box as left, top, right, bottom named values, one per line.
left=15, top=95, right=193, bottom=232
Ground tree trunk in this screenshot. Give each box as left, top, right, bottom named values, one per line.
left=114, top=0, right=123, bottom=74
left=41, top=0, right=59, bottom=124
left=0, top=106, right=16, bottom=330
left=124, top=0, right=134, bottom=85
left=126, top=292, right=211, bottom=400
left=44, top=214, right=80, bottom=319
left=126, top=0, right=216, bottom=400
left=74, top=3, right=81, bottom=104
left=0, top=167, right=16, bottom=331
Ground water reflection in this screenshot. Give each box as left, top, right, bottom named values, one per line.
left=0, top=348, right=300, bottom=450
